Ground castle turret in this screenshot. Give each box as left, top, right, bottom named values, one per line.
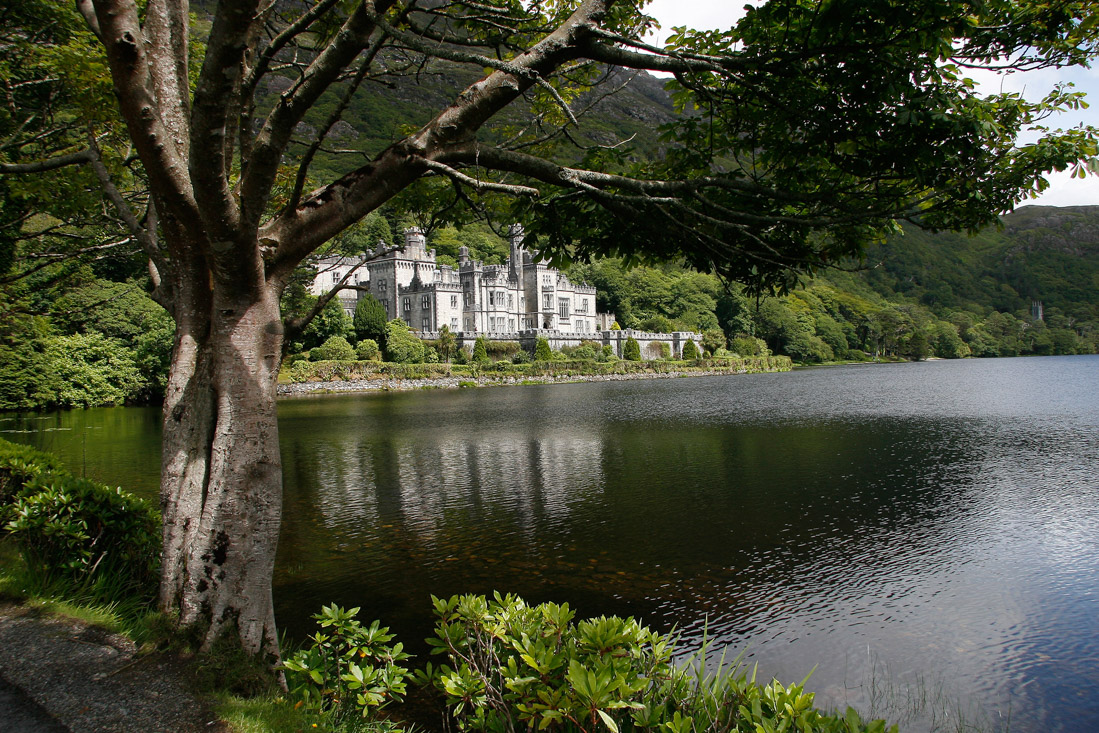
left=508, top=224, right=525, bottom=280
left=403, top=226, right=427, bottom=256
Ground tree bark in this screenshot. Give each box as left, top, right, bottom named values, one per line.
left=159, top=277, right=285, bottom=659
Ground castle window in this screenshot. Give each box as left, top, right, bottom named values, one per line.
left=558, top=297, right=569, bottom=319
left=451, top=295, right=458, bottom=308
left=508, top=294, right=514, bottom=309
left=422, top=317, right=430, bottom=331
left=379, top=279, right=387, bottom=293
left=403, top=297, right=411, bottom=313
left=421, top=295, right=430, bottom=309
left=509, top=319, right=515, bottom=331
left=542, top=293, right=553, bottom=310
left=451, top=318, right=459, bottom=330
left=464, top=291, right=472, bottom=305
left=332, top=272, right=339, bottom=283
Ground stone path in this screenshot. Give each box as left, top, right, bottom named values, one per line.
left=0, top=604, right=226, bottom=733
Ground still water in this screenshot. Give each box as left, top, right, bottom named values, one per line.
left=4, top=356, right=1098, bottom=731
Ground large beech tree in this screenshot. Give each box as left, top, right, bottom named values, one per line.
left=4, top=0, right=1097, bottom=659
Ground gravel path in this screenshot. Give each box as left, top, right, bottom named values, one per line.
left=0, top=604, right=226, bottom=733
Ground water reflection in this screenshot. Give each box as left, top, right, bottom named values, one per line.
left=4, top=357, right=1098, bottom=732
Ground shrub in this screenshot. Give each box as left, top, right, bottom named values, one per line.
left=0, top=439, right=64, bottom=511
left=485, top=340, right=520, bottom=359
left=1, top=438, right=160, bottom=599
left=623, top=337, right=641, bottom=361
left=283, top=604, right=411, bottom=728
left=472, top=336, right=490, bottom=364
left=534, top=337, right=553, bottom=361
left=512, top=348, right=531, bottom=364
left=423, top=346, right=440, bottom=363
left=730, top=334, right=769, bottom=357
left=355, top=339, right=380, bottom=360
left=384, top=320, right=425, bottom=363
left=569, top=344, right=598, bottom=360
left=682, top=339, right=700, bottom=360
left=419, top=593, right=896, bottom=733
left=284, top=352, right=309, bottom=368
left=312, top=336, right=356, bottom=361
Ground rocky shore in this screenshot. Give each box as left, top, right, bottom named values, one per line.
left=277, top=366, right=772, bottom=397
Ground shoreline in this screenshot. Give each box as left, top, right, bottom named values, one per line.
left=277, top=363, right=789, bottom=397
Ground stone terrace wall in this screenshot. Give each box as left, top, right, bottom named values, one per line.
left=420, top=329, right=704, bottom=360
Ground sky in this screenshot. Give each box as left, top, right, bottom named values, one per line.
left=643, top=0, right=1099, bottom=208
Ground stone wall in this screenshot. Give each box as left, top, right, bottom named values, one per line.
left=419, top=329, right=705, bottom=360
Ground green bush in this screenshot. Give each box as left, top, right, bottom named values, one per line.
left=384, top=320, right=425, bottom=364
left=485, top=340, right=521, bottom=359
left=419, top=593, right=896, bottom=733
left=283, top=604, right=411, bottom=729
left=568, top=344, right=598, bottom=360
left=682, top=340, right=700, bottom=360
left=355, top=339, right=380, bottom=360
left=535, top=337, right=554, bottom=361
left=0, top=439, right=64, bottom=511
left=0, top=438, right=159, bottom=598
left=623, top=337, right=641, bottom=361
left=472, top=336, right=490, bottom=364
left=312, top=336, right=356, bottom=361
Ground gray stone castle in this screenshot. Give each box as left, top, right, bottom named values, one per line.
left=310, top=225, right=701, bottom=359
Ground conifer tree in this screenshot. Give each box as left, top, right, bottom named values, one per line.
left=534, top=337, right=554, bottom=361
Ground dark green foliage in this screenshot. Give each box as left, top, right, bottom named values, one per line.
left=304, top=297, right=352, bottom=350
left=383, top=319, right=425, bottom=364
left=682, top=340, right=700, bottom=360
left=0, top=438, right=159, bottom=599
left=353, top=294, right=388, bottom=345
left=436, top=324, right=457, bottom=362
left=534, top=337, right=553, bottom=361
left=472, top=336, right=490, bottom=364
left=701, top=328, right=726, bottom=356
left=419, top=592, right=896, bottom=733
left=623, top=337, right=641, bottom=361
left=485, top=340, right=520, bottom=358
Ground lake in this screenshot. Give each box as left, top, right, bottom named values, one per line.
left=3, top=355, right=1097, bottom=731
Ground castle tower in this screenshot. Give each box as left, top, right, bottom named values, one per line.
left=508, top=223, right=525, bottom=281
left=403, top=226, right=427, bottom=256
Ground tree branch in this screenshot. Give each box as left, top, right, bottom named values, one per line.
left=0, top=149, right=94, bottom=174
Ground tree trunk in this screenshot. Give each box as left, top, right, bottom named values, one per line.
left=158, top=281, right=285, bottom=660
